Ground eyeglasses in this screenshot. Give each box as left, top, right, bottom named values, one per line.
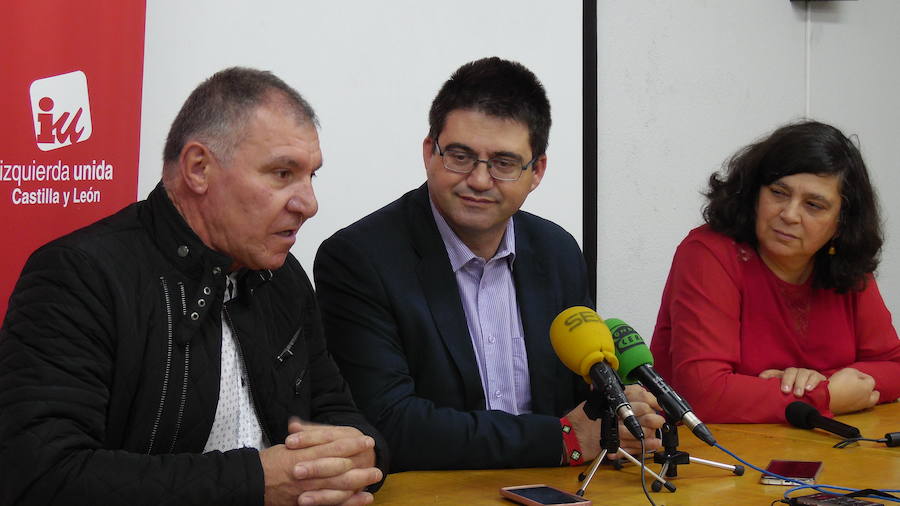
left=434, top=139, right=536, bottom=182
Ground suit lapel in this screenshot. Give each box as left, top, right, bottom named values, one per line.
left=407, top=186, right=485, bottom=410
left=512, top=216, right=558, bottom=415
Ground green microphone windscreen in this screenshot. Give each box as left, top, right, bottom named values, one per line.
left=605, top=318, right=654, bottom=384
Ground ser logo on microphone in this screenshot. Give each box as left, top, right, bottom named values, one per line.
left=611, top=323, right=643, bottom=353
left=562, top=310, right=602, bottom=331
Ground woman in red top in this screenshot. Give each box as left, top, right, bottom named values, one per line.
left=651, top=121, right=900, bottom=423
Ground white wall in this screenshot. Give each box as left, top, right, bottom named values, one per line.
left=141, top=1, right=899, bottom=339
left=139, top=1, right=583, bottom=274
left=808, top=1, right=900, bottom=327
left=597, top=0, right=900, bottom=338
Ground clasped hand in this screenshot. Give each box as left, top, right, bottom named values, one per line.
left=758, top=366, right=880, bottom=414
left=260, top=418, right=381, bottom=506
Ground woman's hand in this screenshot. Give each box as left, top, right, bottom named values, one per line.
left=828, top=367, right=880, bottom=414
left=759, top=367, right=827, bottom=397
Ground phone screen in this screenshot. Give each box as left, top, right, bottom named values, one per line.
left=509, top=486, right=584, bottom=504
left=766, top=460, right=822, bottom=478
left=760, top=460, right=823, bottom=485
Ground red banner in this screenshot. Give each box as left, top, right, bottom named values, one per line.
left=0, top=1, right=146, bottom=318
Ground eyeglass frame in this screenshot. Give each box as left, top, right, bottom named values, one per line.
left=433, top=138, right=538, bottom=182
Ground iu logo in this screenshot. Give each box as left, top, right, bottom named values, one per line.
left=29, top=70, right=93, bottom=151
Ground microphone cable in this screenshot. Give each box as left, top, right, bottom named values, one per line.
left=638, top=438, right=657, bottom=506
left=833, top=432, right=900, bottom=449
left=712, top=442, right=900, bottom=503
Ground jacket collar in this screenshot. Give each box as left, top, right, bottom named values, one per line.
left=406, top=185, right=482, bottom=408
left=139, top=182, right=233, bottom=281
left=138, top=182, right=273, bottom=344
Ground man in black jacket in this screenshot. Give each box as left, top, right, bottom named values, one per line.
left=0, top=68, right=386, bottom=506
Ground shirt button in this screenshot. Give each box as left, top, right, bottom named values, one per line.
left=494, top=390, right=502, bottom=398
left=177, top=245, right=190, bottom=257
left=488, top=335, right=496, bottom=344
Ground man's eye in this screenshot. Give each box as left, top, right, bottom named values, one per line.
left=275, top=170, right=291, bottom=179
left=491, top=158, right=517, bottom=170
left=447, top=152, right=471, bottom=163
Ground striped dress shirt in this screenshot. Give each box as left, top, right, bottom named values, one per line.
left=430, top=200, right=532, bottom=415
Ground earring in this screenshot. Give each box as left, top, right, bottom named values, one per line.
left=828, top=241, right=837, bottom=256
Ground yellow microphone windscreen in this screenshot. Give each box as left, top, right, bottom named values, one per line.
left=549, top=306, right=619, bottom=383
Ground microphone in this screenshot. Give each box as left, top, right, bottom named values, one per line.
left=785, top=401, right=861, bottom=439
left=605, top=318, right=716, bottom=446
left=549, top=306, right=644, bottom=441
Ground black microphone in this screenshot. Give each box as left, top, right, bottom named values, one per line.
left=785, top=401, right=861, bottom=439
left=587, top=358, right=645, bottom=441
left=606, top=318, right=716, bottom=446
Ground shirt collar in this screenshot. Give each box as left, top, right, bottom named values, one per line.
left=429, top=196, right=516, bottom=273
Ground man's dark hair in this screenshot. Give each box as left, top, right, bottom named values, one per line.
left=703, top=120, right=883, bottom=292
left=162, top=67, right=317, bottom=170
left=428, top=57, right=551, bottom=157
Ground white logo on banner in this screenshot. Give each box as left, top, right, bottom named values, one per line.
left=29, top=70, right=93, bottom=151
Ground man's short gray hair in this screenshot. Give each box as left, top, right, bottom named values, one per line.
left=162, top=67, right=317, bottom=172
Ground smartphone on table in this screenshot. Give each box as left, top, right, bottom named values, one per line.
left=759, top=459, right=824, bottom=486
left=500, top=484, right=592, bottom=506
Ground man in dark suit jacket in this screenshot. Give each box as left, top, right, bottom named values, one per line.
left=314, top=57, right=663, bottom=471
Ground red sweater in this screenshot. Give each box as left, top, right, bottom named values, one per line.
left=650, top=225, right=900, bottom=423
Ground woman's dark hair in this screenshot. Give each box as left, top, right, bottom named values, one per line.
left=702, top=120, right=882, bottom=292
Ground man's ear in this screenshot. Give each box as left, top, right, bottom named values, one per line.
left=422, top=137, right=436, bottom=169
left=178, top=141, right=215, bottom=194
left=528, top=154, right=548, bottom=192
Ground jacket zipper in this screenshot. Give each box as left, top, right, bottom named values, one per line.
left=223, top=305, right=272, bottom=445
left=169, top=282, right=190, bottom=452
left=148, top=276, right=174, bottom=454
left=276, top=327, right=301, bottom=364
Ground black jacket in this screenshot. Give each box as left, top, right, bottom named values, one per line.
left=0, top=183, right=386, bottom=506
left=314, top=185, right=591, bottom=471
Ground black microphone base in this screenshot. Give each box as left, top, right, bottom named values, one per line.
left=650, top=419, right=743, bottom=492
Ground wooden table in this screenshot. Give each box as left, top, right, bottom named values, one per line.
left=376, top=402, right=900, bottom=505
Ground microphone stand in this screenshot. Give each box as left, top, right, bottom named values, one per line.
left=651, top=415, right=744, bottom=492
left=575, top=390, right=675, bottom=496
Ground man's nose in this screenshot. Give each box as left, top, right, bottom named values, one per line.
left=287, top=182, right=318, bottom=220
left=466, top=160, right=495, bottom=191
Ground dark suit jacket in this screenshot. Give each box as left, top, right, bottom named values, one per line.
left=314, top=184, right=591, bottom=471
